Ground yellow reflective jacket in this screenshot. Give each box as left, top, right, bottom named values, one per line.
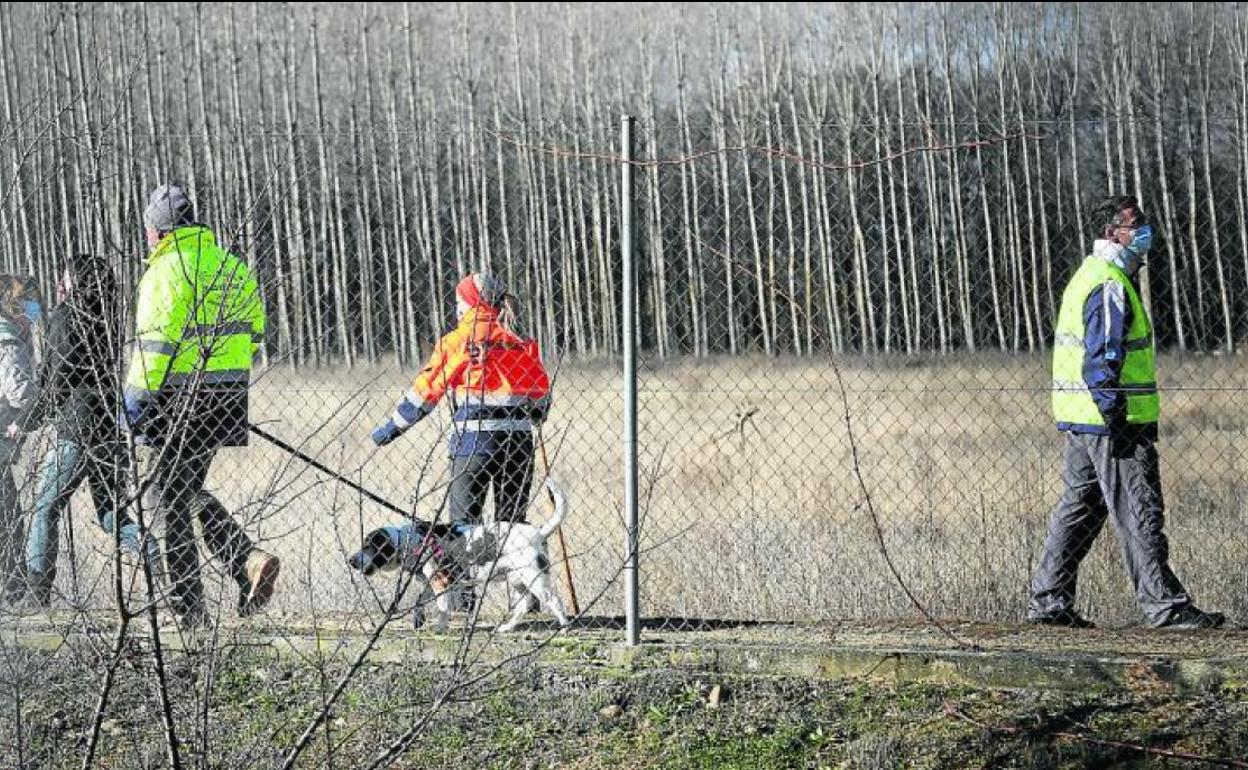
left=124, top=225, right=264, bottom=446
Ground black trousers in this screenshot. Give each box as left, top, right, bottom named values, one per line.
left=150, top=438, right=255, bottom=616
left=448, top=433, right=535, bottom=524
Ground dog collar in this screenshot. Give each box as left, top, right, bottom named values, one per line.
left=409, top=530, right=447, bottom=562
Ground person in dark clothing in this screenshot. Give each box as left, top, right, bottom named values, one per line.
left=23, top=254, right=157, bottom=606
left=1027, top=196, right=1225, bottom=630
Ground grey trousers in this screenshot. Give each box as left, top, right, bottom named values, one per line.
left=1028, top=431, right=1191, bottom=626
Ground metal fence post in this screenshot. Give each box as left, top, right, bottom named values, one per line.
left=621, top=114, right=640, bottom=646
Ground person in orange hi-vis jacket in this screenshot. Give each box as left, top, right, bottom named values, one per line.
left=371, top=273, right=551, bottom=526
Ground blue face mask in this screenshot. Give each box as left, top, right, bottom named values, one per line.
left=21, top=300, right=41, bottom=324
left=1112, top=225, right=1153, bottom=276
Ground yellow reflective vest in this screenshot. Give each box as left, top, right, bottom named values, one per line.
left=1051, top=256, right=1158, bottom=429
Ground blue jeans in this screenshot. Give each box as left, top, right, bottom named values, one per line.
left=1, top=439, right=22, bottom=596
left=25, top=439, right=153, bottom=598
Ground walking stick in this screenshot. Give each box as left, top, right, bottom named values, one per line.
left=536, top=427, right=581, bottom=616
left=249, top=424, right=411, bottom=518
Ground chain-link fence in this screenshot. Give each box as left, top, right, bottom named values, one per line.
left=630, top=116, right=1248, bottom=631
left=3, top=115, right=1248, bottom=640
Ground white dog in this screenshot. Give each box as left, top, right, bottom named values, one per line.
left=348, top=477, right=572, bottom=632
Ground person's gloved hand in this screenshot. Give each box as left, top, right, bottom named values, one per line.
left=122, top=394, right=148, bottom=430
left=371, top=420, right=402, bottom=447
left=1104, top=409, right=1134, bottom=457
left=530, top=394, right=552, bottom=423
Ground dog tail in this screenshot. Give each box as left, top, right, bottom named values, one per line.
left=538, top=476, right=569, bottom=539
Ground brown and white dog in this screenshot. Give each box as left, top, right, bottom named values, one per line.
left=347, top=477, right=571, bottom=632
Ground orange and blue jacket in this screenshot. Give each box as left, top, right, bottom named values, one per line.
left=384, top=306, right=550, bottom=455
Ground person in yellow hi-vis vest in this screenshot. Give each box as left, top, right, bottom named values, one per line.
left=1026, top=195, right=1225, bottom=630
left=124, top=184, right=279, bottom=630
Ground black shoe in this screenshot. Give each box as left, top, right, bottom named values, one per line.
left=1026, top=610, right=1096, bottom=629
left=26, top=582, right=51, bottom=609
left=2, top=581, right=26, bottom=606
left=1156, top=606, right=1226, bottom=630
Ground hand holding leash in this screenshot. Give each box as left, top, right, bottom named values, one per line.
left=371, top=420, right=401, bottom=446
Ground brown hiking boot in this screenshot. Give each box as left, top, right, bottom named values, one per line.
left=238, top=550, right=280, bottom=617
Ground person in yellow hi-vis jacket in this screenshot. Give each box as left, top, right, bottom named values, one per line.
left=124, top=183, right=279, bottom=629
left=1027, top=195, right=1224, bottom=630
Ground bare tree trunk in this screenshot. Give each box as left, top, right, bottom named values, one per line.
left=280, top=8, right=311, bottom=366
left=1233, top=7, right=1248, bottom=345
left=491, top=98, right=519, bottom=345
left=1180, top=32, right=1207, bottom=347
left=1014, top=58, right=1045, bottom=348
left=68, top=4, right=106, bottom=253
left=712, top=18, right=739, bottom=353
left=0, top=3, right=35, bottom=279
left=1196, top=12, right=1232, bottom=351
left=995, top=22, right=1034, bottom=352
left=1121, top=42, right=1150, bottom=314
left=870, top=22, right=895, bottom=353
left=842, top=118, right=876, bottom=353
left=532, top=63, right=559, bottom=352
left=1069, top=7, right=1088, bottom=257
left=756, top=10, right=783, bottom=352
left=941, top=8, right=974, bottom=350
left=776, top=84, right=803, bottom=355
left=642, top=43, right=670, bottom=357
left=786, top=42, right=816, bottom=355
left=915, top=44, right=950, bottom=352
left=969, top=47, right=1007, bottom=350
left=363, top=15, right=400, bottom=362
left=349, top=99, right=378, bottom=362
left=1148, top=39, right=1189, bottom=350
left=311, top=8, right=352, bottom=367
left=893, top=14, right=922, bottom=350
left=674, top=26, right=705, bottom=356
left=584, top=113, right=615, bottom=355
left=734, top=70, right=774, bottom=354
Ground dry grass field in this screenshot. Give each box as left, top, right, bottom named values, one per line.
left=24, top=350, right=1248, bottom=628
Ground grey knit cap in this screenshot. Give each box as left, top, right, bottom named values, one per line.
left=143, top=184, right=196, bottom=233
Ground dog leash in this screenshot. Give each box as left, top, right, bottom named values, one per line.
left=249, top=424, right=412, bottom=518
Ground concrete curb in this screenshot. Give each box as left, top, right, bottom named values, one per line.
left=7, top=619, right=1248, bottom=694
